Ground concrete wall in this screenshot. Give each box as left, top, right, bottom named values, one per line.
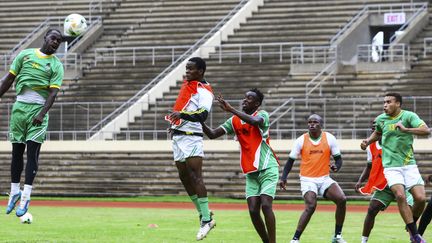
left=334, top=14, right=370, bottom=67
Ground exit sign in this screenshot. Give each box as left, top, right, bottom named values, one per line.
left=384, top=12, right=406, bottom=25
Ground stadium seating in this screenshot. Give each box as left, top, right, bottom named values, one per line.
left=115, top=0, right=419, bottom=140
left=0, top=149, right=430, bottom=199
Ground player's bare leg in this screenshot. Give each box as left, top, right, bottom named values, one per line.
left=247, top=196, right=270, bottom=243
left=362, top=200, right=383, bottom=238
left=325, top=183, right=347, bottom=242
left=260, top=195, right=275, bottom=243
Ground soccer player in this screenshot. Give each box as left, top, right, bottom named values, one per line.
left=361, top=92, right=430, bottom=243
left=166, top=57, right=215, bottom=241
left=200, top=89, right=278, bottom=243
left=0, top=29, right=64, bottom=217
left=355, top=121, right=414, bottom=243
left=279, top=114, right=347, bottom=243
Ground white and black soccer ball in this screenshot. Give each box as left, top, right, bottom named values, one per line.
left=64, top=13, right=88, bottom=37
left=19, top=212, right=33, bottom=224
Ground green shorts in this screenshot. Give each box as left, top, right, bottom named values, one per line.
left=9, top=101, right=48, bottom=144
left=372, top=186, right=414, bottom=210
left=245, top=166, right=279, bottom=199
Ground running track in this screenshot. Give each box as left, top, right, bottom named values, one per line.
left=0, top=200, right=399, bottom=213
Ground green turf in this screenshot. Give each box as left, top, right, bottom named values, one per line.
left=1, top=206, right=430, bottom=242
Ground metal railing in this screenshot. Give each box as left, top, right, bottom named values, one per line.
left=94, top=42, right=303, bottom=66
left=87, top=0, right=250, bottom=134
left=291, top=45, right=336, bottom=64
left=94, top=45, right=191, bottom=66
left=357, top=43, right=409, bottom=63
left=0, top=96, right=430, bottom=141
left=0, top=14, right=101, bottom=72
left=330, top=2, right=427, bottom=45
left=67, top=16, right=102, bottom=50
left=89, top=0, right=121, bottom=22
left=389, top=2, right=428, bottom=43
left=423, top=37, right=432, bottom=57
left=305, top=61, right=336, bottom=103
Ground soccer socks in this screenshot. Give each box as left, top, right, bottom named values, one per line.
left=335, top=224, right=343, bottom=236
left=190, top=194, right=202, bottom=215
left=361, top=236, right=368, bottom=243
left=293, top=230, right=303, bottom=240
left=22, top=184, right=32, bottom=201
left=10, top=183, right=20, bottom=195
left=407, top=222, right=419, bottom=236
left=198, top=197, right=211, bottom=222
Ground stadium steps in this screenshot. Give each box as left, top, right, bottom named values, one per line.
left=0, top=150, right=430, bottom=199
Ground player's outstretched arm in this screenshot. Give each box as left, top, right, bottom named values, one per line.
left=0, top=72, right=15, bottom=97
left=33, top=88, right=59, bottom=125
left=200, top=121, right=226, bottom=139
left=216, top=95, right=263, bottom=126
left=360, top=131, right=380, bottom=150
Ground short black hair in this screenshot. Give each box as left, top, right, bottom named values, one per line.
left=250, top=88, right=264, bottom=106
left=385, top=92, right=402, bottom=106
left=308, top=114, right=324, bottom=125
left=46, top=29, right=62, bottom=37
left=188, top=57, right=206, bottom=74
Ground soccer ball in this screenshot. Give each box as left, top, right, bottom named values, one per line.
left=64, top=13, right=88, bottom=37
left=19, top=212, right=33, bottom=224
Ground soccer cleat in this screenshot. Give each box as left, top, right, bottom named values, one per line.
left=331, top=235, right=347, bottom=243
left=15, top=196, right=30, bottom=217
left=410, top=234, right=426, bottom=243
left=196, top=218, right=216, bottom=241
left=290, top=240, right=300, bottom=243
left=6, top=191, right=21, bottom=214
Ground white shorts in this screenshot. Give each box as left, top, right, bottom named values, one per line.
left=172, top=135, right=204, bottom=162
left=383, top=165, right=424, bottom=189
left=300, top=175, right=336, bottom=197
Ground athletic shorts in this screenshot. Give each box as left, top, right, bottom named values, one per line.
left=383, top=165, right=424, bottom=189
left=372, top=186, right=414, bottom=210
left=245, top=166, right=279, bottom=199
left=9, top=101, right=48, bottom=144
left=172, top=135, right=204, bottom=162
left=300, top=175, right=336, bottom=197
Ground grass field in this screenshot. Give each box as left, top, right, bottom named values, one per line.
left=1, top=197, right=431, bottom=243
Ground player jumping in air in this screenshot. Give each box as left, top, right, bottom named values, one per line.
left=0, top=29, right=64, bottom=217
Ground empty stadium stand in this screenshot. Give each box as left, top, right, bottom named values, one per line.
left=0, top=147, right=430, bottom=200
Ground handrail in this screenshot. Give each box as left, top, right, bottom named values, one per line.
left=424, top=37, right=432, bottom=58
left=330, top=3, right=427, bottom=45
left=269, top=98, right=293, bottom=127
left=291, top=45, right=335, bottom=64
left=357, top=43, right=408, bottom=63
left=389, top=2, right=428, bottom=43
left=94, top=42, right=303, bottom=66
left=67, top=16, right=102, bottom=50
left=2, top=96, right=432, bottom=140
left=88, top=0, right=250, bottom=134
left=9, top=17, right=62, bottom=56
left=330, top=5, right=368, bottom=45
left=305, top=61, right=336, bottom=103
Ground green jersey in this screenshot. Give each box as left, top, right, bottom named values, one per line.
left=10, top=48, right=63, bottom=99
left=375, top=110, right=426, bottom=168
left=221, top=110, right=278, bottom=173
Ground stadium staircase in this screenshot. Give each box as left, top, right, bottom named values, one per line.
left=51, top=0, right=243, bottom=139
left=114, top=0, right=416, bottom=140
